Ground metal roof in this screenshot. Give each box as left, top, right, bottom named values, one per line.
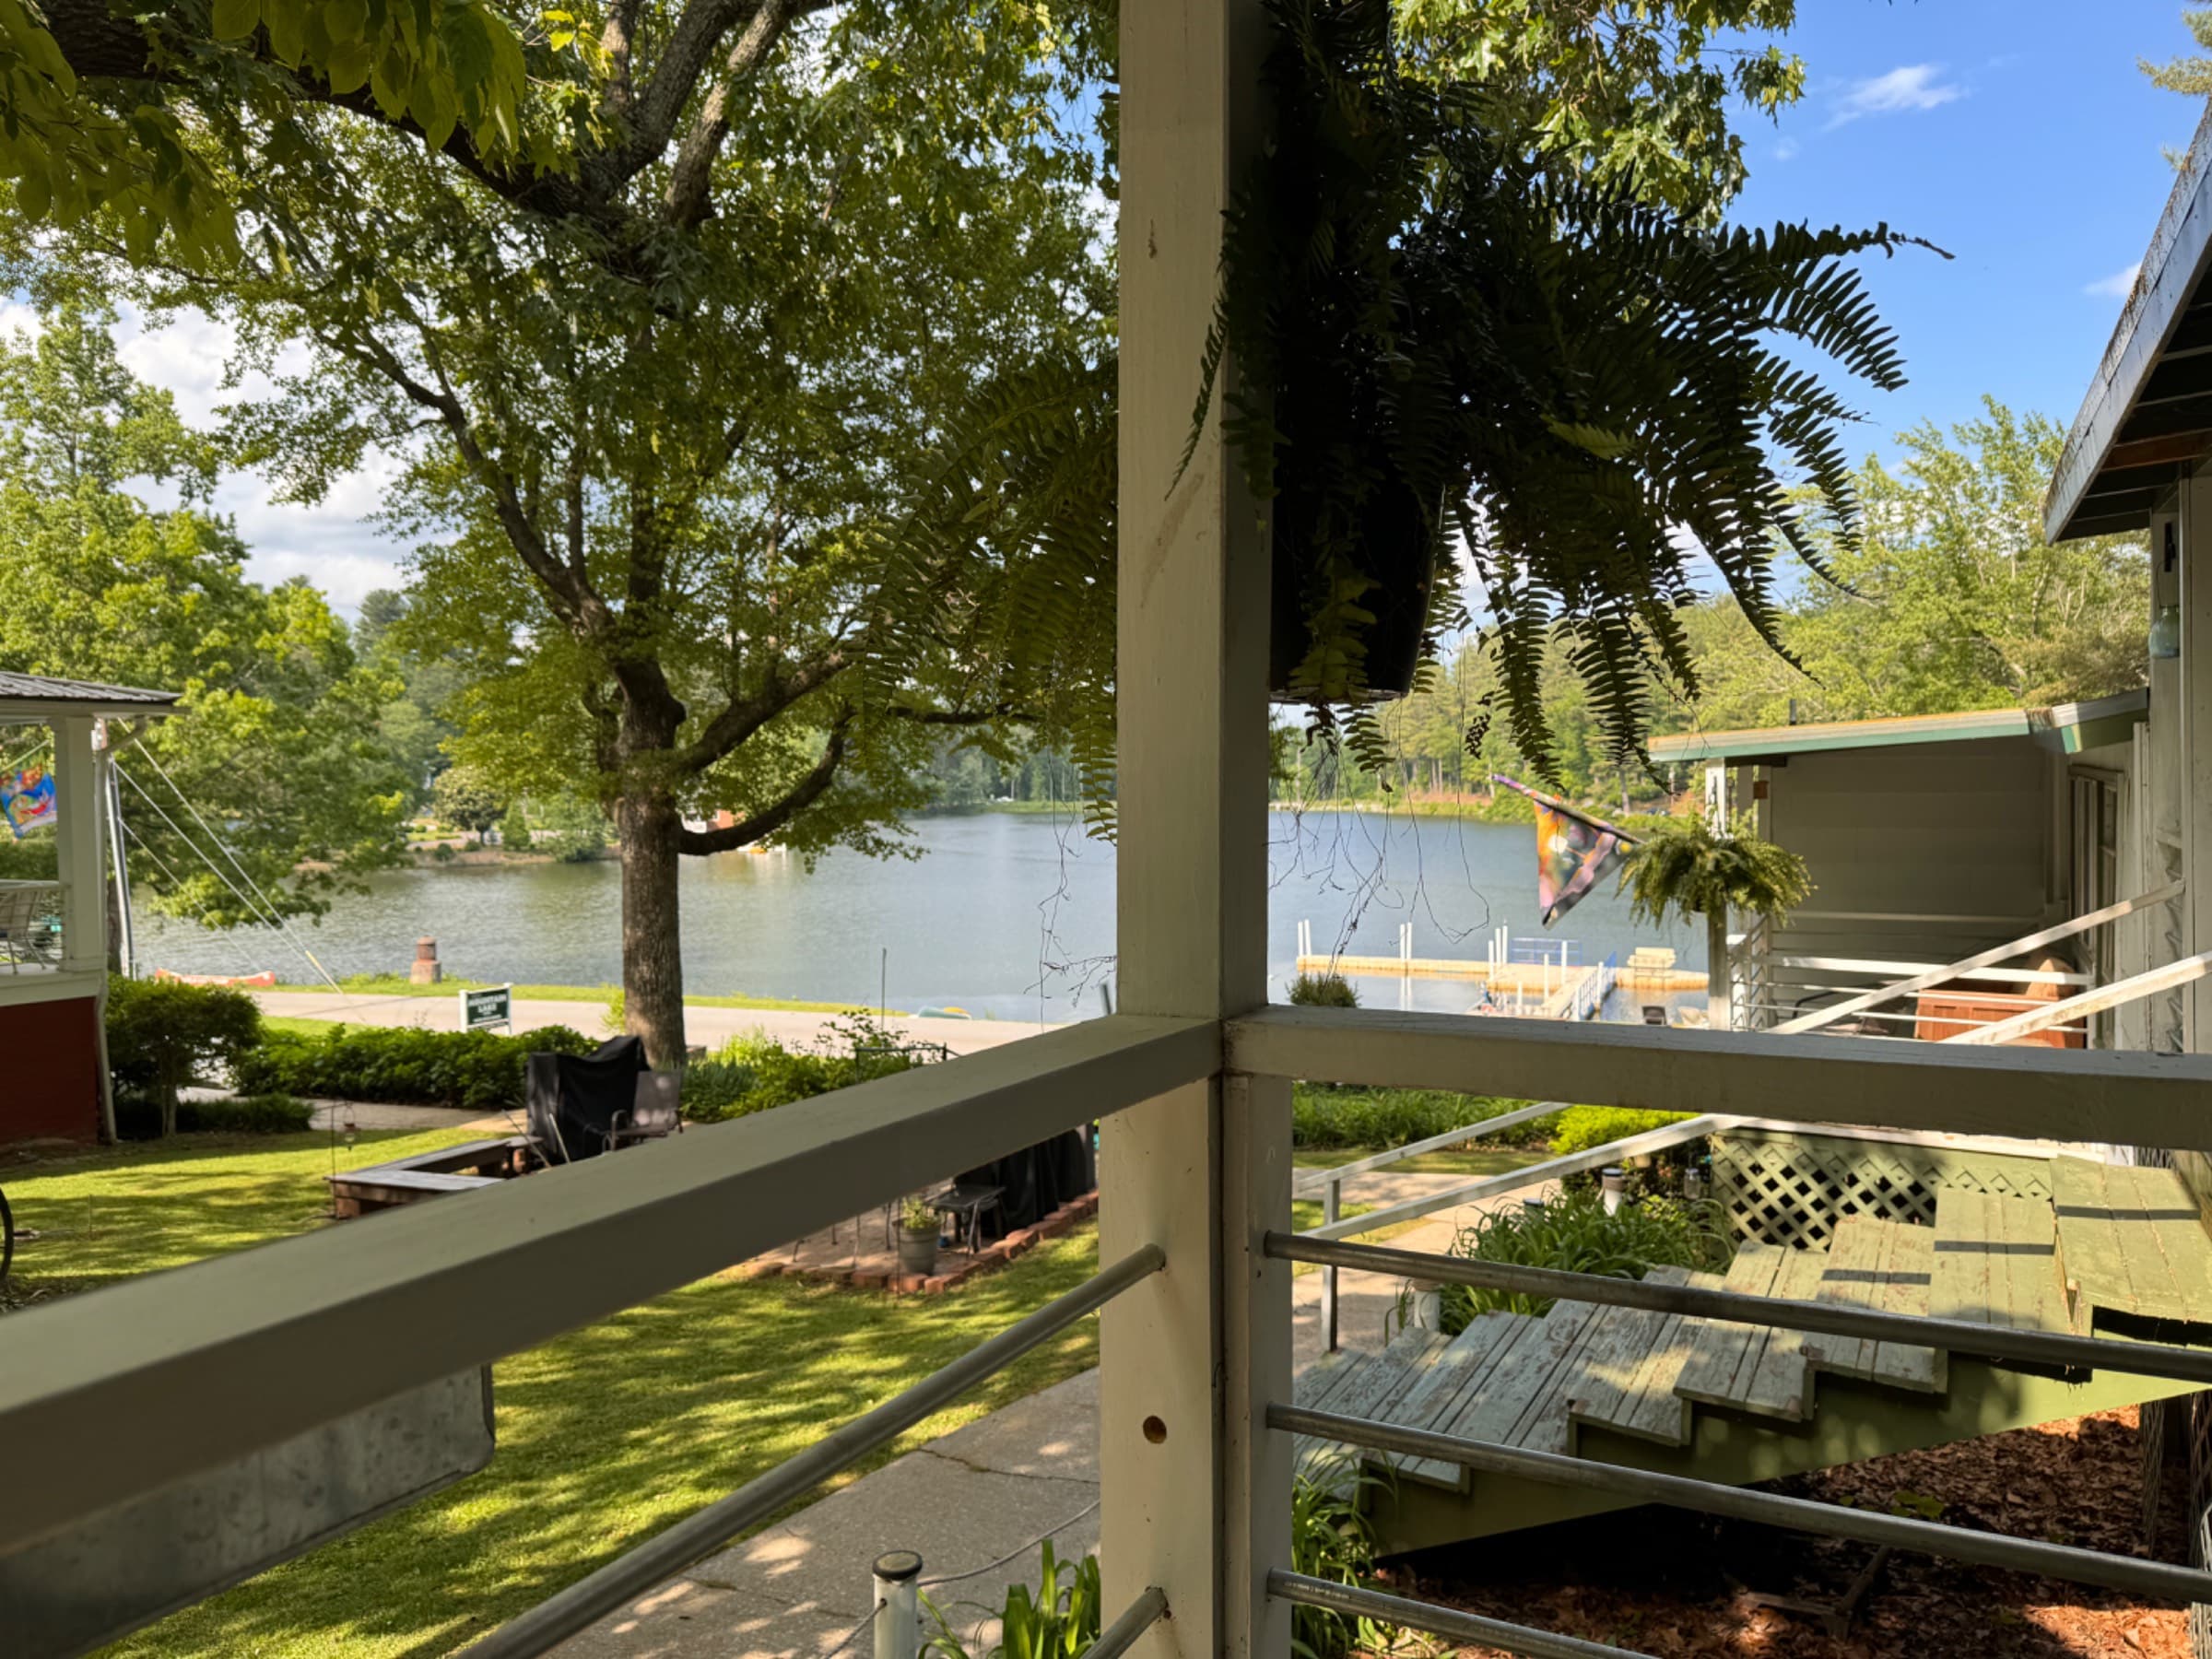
left=2046, top=105, right=2212, bottom=543
left=0, top=673, right=182, bottom=718
left=1650, top=689, right=2147, bottom=765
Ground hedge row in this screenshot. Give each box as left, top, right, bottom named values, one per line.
left=1291, top=1085, right=1550, bottom=1149
left=235, top=1022, right=597, bottom=1113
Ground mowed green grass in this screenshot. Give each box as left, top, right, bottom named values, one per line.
left=2, top=1132, right=1103, bottom=1657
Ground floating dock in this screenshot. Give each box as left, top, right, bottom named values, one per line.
left=1293, top=955, right=1705, bottom=994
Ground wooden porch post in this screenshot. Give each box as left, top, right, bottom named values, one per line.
left=1102, top=0, right=1291, bottom=1651
left=52, top=715, right=106, bottom=978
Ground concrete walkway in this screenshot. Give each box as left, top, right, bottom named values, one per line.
left=558, top=1166, right=1547, bottom=1657
left=252, top=991, right=1052, bottom=1058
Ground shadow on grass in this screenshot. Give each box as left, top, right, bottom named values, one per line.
left=14, top=1130, right=1105, bottom=1659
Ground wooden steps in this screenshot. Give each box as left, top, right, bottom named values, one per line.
left=1561, top=1265, right=1719, bottom=1450
left=1930, top=1187, right=2074, bottom=1355
left=2051, top=1156, right=2212, bottom=1332
left=1806, top=1217, right=1946, bottom=1394
left=1677, top=1243, right=1818, bottom=1420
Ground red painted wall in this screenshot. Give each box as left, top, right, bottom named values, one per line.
left=0, top=994, right=101, bottom=1146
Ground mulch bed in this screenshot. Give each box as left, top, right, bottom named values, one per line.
left=727, top=1190, right=1099, bottom=1295
left=1376, top=1406, right=2194, bottom=1657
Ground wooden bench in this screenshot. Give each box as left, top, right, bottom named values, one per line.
left=327, top=1136, right=531, bottom=1218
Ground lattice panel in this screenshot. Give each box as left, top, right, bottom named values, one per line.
left=1709, top=1133, right=2053, bottom=1251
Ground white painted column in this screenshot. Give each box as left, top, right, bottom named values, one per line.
left=1103, top=0, right=1290, bottom=1652
left=52, top=715, right=106, bottom=976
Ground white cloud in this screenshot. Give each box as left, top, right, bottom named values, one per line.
left=109, top=308, right=406, bottom=615
left=1828, top=64, right=1966, bottom=129
left=1773, top=136, right=1801, bottom=162
left=2085, top=261, right=2143, bottom=301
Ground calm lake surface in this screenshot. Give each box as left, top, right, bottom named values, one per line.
left=134, top=809, right=1705, bottom=1021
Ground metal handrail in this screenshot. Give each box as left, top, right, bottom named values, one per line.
left=458, top=1243, right=1167, bottom=1658
left=1079, top=1586, right=1169, bottom=1658
left=1270, top=1571, right=1648, bottom=1659
left=1265, top=1232, right=2212, bottom=1387
left=1273, top=1403, right=2212, bottom=1604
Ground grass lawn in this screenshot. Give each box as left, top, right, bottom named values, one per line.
left=271, top=976, right=853, bottom=1014
left=2, top=1132, right=1104, bottom=1657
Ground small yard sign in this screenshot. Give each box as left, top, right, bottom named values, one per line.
left=460, top=984, right=512, bottom=1033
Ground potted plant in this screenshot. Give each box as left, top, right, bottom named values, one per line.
left=1189, top=0, right=1926, bottom=748
left=1618, top=815, right=1813, bottom=1027
left=898, top=1195, right=942, bottom=1277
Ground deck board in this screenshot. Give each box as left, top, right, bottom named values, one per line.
left=1804, top=1218, right=1886, bottom=1380
left=1608, top=1269, right=1727, bottom=1446
left=1416, top=1299, right=1603, bottom=1486
left=1866, top=1222, right=1946, bottom=1394
left=1561, top=1268, right=1690, bottom=1450
left=1677, top=1243, right=1787, bottom=1409
left=1390, top=1312, right=1531, bottom=1441
left=1739, top=1250, right=1824, bottom=1420
left=2053, top=1156, right=2212, bottom=1328
left=1930, top=1189, right=1999, bottom=1328
left=1994, top=1188, right=2073, bottom=1336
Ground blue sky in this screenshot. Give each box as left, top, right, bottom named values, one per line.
left=1727, top=0, right=2201, bottom=458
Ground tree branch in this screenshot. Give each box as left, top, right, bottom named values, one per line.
left=675, top=650, right=849, bottom=775
left=677, top=707, right=853, bottom=853
left=664, top=0, right=798, bottom=228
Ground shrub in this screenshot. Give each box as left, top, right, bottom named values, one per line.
left=1547, top=1105, right=1695, bottom=1158
left=105, top=976, right=265, bottom=1137
left=1292, top=1083, right=1535, bottom=1149
left=1440, top=1185, right=1733, bottom=1327
left=115, top=1091, right=312, bottom=1139
left=1288, top=971, right=1359, bottom=1007
left=681, top=1017, right=920, bottom=1124
left=679, top=1055, right=755, bottom=1119
left=235, top=1022, right=596, bottom=1112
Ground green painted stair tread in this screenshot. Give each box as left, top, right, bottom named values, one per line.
left=1404, top=1299, right=1606, bottom=1488
left=1390, top=1312, right=1537, bottom=1440
left=1385, top=1317, right=1550, bottom=1491
left=1294, top=1349, right=1365, bottom=1411
left=1562, top=1267, right=1693, bottom=1450
left=1292, top=1352, right=1374, bottom=1479
left=1677, top=1241, right=1790, bottom=1408
left=1795, top=1216, right=1943, bottom=1394
left=1504, top=1290, right=1668, bottom=1455
left=1738, top=1248, right=1824, bottom=1420
left=1931, top=1187, right=2072, bottom=1347
left=1293, top=1329, right=1449, bottom=1485
left=2052, top=1156, right=2212, bottom=1328
left=1596, top=1269, right=1729, bottom=1448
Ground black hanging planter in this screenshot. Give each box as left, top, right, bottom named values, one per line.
left=1266, top=463, right=1444, bottom=702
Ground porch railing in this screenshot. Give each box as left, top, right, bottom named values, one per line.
left=0, top=879, right=63, bottom=971
left=9, top=1007, right=2212, bottom=1657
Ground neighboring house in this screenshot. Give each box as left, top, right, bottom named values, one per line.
left=1652, top=692, right=2147, bottom=1042
left=0, top=674, right=179, bottom=1147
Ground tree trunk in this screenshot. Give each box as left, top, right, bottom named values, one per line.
left=618, top=787, right=688, bottom=1071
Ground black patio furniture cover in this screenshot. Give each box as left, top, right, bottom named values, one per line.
left=525, top=1035, right=649, bottom=1163
left=957, top=1127, right=1095, bottom=1241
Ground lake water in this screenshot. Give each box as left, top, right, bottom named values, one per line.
left=133, top=808, right=1706, bottom=1021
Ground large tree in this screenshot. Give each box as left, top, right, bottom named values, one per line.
left=25, top=0, right=1110, bottom=1065
left=0, top=301, right=411, bottom=928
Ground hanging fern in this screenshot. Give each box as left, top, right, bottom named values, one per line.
left=871, top=0, right=1934, bottom=827
left=1618, top=815, right=1814, bottom=929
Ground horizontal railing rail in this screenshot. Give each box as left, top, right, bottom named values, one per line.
left=1300, top=1114, right=1734, bottom=1243
left=1270, top=1571, right=1643, bottom=1659
left=1289, top=1100, right=1565, bottom=1194
left=1080, top=1585, right=1170, bottom=1659
left=1225, top=1006, right=2212, bottom=1151
left=0, top=1014, right=1218, bottom=1553
left=1275, top=1403, right=2212, bottom=1604
left=460, top=1244, right=1168, bottom=1658
left=1266, top=1233, right=2212, bottom=1387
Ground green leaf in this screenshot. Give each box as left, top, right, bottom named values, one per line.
left=211, top=0, right=262, bottom=41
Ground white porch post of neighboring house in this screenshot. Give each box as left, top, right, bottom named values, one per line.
left=52, top=713, right=116, bottom=1141
left=51, top=715, right=106, bottom=977
left=1102, top=0, right=1291, bottom=1652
